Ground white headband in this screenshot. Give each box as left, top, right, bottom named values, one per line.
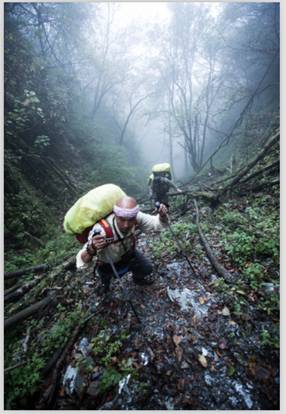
left=113, top=205, right=139, bottom=219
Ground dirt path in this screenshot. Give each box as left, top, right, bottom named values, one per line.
left=54, top=227, right=279, bottom=410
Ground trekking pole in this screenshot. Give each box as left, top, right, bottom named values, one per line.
left=104, top=251, right=142, bottom=325
left=155, top=202, right=197, bottom=276
left=91, top=228, right=141, bottom=323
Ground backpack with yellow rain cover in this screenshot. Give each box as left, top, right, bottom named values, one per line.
left=63, top=184, right=126, bottom=243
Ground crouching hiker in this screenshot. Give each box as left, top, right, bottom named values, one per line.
left=76, top=196, right=169, bottom=293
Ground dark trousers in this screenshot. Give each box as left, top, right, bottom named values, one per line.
left=152, top=191, right=169, bottom=207
left=97, top=250, right=153, bottom=289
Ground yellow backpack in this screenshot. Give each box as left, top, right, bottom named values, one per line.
left=151, top=163, right=171, bottom=174
left=63, top=184, right=126, bottom=239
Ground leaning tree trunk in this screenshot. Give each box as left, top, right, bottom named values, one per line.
left=4, top=296, right=54, bottom=330
left=194, top=199, right=233, bottom=282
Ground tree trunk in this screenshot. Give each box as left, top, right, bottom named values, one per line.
left=5, top=274, right=47, bottom=303
left=4, top=264, right=49, bottom=280
left=194, top=199, right=233, bottom=282
left=4, top=296, right=54, bottom=330
left=219, top=129, right=279, bottom=196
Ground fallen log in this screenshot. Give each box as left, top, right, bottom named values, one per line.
left=219, top=129, right=279, bottom=196
left=4, top=282, right=23, bottom=296
left=37, top=308, right=101, bottom=409
left=240, top=178, right=279, bottom=195
left=4, top=274, right=47, bottom=304
left=168, top=189, right=218, bottom=202
left=4, top=264, right=49, bottom=280
left=4, top=295, right=54, bottom=330
left=194, top=199, right=233, bottom=282
left=239, top=160, right=279, bottom=185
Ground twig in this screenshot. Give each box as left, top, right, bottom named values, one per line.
left=23, top=326, right=31, bottom=353
left=4, top=361, right=25, bottom=373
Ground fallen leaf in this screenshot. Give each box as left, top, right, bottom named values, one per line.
left=198, top=354, right=208, bottom=368
left=210, top=362, right=216, bottom=371
left=199, top=296, right=205, bottom=305
left=221, top=306, right=230, bottom=316
left=173, top=335, right=182, bottom=347
left=236, top=289, right=247, bottom=295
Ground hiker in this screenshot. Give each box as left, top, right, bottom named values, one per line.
left=148, top=163, right=181, bottom=207
left=76, top=195, right=169, bottom=292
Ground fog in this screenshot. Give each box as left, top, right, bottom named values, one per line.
left=5, top=2, right=279, bottom=180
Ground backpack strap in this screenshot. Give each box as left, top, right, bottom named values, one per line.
left=98, top=218, right=114, bottom=242
left=112, top=216, right=136, bottom=252
left=76, top=225, right=93, bottom=244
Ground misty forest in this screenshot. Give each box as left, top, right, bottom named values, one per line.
left=4, top=2, right=279, bottom=410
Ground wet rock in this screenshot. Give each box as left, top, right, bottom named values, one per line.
left=165, top=397, right=174, bottom=410
left=228, top=395, right=239, bottom=408
left=118, top=374, right=131, bottom=394
left=78, top=337, right=91, bottom=357
left=232, top=380, right=253, bottom=409
left=204, top=372, right=215, bottom=386
left=63, top=365, right=86, bottom=398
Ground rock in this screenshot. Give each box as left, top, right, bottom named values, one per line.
left=181, top=361, right=189, bottom=369
left=63, top=365, right=86, bottom=397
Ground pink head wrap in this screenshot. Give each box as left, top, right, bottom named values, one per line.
left=113, top=204, right=139, bottom=219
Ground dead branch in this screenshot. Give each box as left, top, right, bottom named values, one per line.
left=5, top=264, right=49, bottom=280
left=4, top=361, right=26, bottom=373
left=219, top=129, right=279, bottom=196
left=240, top=178, right=279, bottom=195
left=4, top=282, right=23, bottom=296
left=194, top=199, right=233, bottom=282
left=5, top=274, right=47, bottom=303
left=168, top=190, right=218, bottom=202
left=238, top=159, right=279, bottom=185
left=4, top=295, right=54, bottom=330
left=23, top=231, right=45, bottom=247
left=38, top=308, right=101, bottom=409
